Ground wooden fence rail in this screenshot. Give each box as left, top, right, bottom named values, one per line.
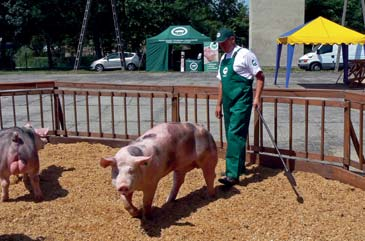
left=0, top=81, right=364, bottom=189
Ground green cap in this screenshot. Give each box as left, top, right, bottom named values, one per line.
left=215, top=28, right=234, bottom=42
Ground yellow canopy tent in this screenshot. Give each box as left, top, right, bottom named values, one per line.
left=274, top=16, right=365, bottom=87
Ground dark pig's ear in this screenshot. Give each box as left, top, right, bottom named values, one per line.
left=100, top=157, right=117, bottom=168
left=12, top=132, right=19, bottom=142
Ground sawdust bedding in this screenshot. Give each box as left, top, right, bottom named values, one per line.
left=0, top=142, right=365, bottom=241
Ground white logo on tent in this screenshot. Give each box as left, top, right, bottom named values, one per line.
left=171, top=27, right=188, bottom=36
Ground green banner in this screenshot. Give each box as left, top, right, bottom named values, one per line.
left=203, top=42, right=219, bottom=72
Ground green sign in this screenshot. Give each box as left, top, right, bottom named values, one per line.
left=185, top=59, right=203, bottom=72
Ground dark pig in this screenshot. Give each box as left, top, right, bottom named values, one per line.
left=0, top=123, right=48, bottom=202
left=100, top=122, right=218, bottom=218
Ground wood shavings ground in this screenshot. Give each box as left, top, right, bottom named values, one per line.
left=1, top=143, right=364, bottom=241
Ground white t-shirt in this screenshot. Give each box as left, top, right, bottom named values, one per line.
left=216, top=46, right=262, bottom=80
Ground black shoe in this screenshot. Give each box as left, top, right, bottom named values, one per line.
left=218, top=176, right=239, bottom=186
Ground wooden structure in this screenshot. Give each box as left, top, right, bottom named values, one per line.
left=0, top=81, right=364, bottom=190
left=348, top=59, right=365, bottom=87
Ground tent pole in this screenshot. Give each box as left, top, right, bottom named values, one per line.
left=342, top=44, right=349, bottom=85
left=335, top=0, right=348, bottom=72
left=274, top=44, right=282, bottom=85
left=285, top=44, right=295, bottom=88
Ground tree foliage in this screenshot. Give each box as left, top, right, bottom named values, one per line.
left=305, top=0, right=365, bottom=33
left=1, top=0, right=364, bottom=69
left=1, top=0, right=250, bottom=68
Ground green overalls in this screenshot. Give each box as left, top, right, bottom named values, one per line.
left=220, top=48, right=253, bottom=179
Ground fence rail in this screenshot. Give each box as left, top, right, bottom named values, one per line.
left=0, top=81, right=364, bottom=189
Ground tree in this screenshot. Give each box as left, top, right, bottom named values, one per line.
left=118, top=0, right=249, bottom=50
left=2, top=0, right=249, bottom=69
left=305, top=0, right=364, bottom=33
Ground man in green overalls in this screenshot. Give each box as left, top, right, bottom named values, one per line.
left=215, top=28, right=265, bottom=186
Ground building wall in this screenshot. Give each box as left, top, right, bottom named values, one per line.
left=249, top=0, right=305, bottom=67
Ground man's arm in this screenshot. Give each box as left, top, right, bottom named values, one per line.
left=215, top=81, right=223, bottom=119
left=253, top=71, right=265, bottom=110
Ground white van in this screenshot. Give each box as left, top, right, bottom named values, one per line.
left=298, top=44, right=365, bottom=71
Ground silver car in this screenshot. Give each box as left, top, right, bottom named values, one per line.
left=90, top=52, right=140, bottom=72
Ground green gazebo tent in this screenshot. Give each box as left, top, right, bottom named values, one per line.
left=146, top=25, right=211, bottom=71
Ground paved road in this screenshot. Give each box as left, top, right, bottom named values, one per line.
left=0, top=70, right=362, bottom=90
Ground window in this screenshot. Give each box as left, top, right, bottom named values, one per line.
left=107, top=52, right=133, bottom=59
left=318, top=45, right=333, bottom=54
left=124, top=52, right=133, bottom=58
left=107, top=53, right=119, bottom=59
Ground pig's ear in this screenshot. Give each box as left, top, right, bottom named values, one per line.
left=135, top=155, right=152, bottom=167
left=35, top=128, right=49, bottom=137
left=100, top=157, right=116, bottom=168
left=24, top=122, right=32, bottom=128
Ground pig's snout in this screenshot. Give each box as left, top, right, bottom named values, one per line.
left=118, top=185, right=130, bottom=194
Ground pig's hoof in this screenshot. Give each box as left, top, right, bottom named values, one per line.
left=208, top=190, right=216, bottom=198
left=1, top=197, right=9, bottom=202
left=143, top=212, right=153, bottom=220
left=34, top=195, right=44, bottom=203
left=166, top=197, right=176, bottom=203
left=130, top=209, right=142, bottom=219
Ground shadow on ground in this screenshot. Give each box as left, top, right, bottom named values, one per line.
left=11, top=165, right=73, bottom=202
left=140, top=165, right=281, bottom=237
left=0, top=234, right=45, bottom=241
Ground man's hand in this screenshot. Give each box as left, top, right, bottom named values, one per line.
left=215, top=104, right=223, bottom=119
left=253, top=97, right=261, bottom=111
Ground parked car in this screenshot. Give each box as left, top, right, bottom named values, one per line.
left=90, top=52, right=140, bottom=72
left=298, top=44, right=365, bottom=71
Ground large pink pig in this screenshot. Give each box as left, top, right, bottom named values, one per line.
left=100, top=122, right=218, bottom=218
left=0, top=123, right=48, bottom=202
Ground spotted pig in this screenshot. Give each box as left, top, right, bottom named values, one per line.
left=100, top=122, right=218, bottom=218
